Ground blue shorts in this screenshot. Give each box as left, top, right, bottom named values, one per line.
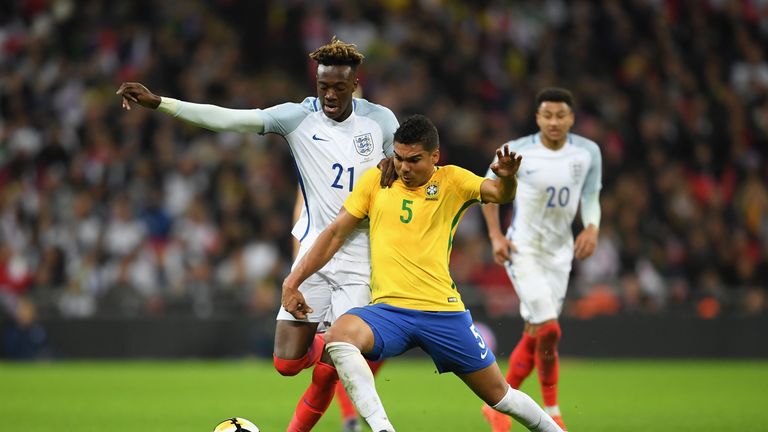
left=346, top=303, right=496, bottom=374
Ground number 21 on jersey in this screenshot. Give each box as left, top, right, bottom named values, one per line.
left=331, top=163, right=354, bottom=191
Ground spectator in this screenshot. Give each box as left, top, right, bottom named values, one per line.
left=0, top=0, right=766, bottom=319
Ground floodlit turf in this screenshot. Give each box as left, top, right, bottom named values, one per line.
left=2, top=358, right=767, bottom=431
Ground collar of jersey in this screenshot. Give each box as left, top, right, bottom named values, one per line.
left=535, top=132, right=572, bottom=152
left=321, top=109, right=356, bottom=127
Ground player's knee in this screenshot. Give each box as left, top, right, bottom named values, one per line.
left=273, top=331, right=324, bottom=376
left=535, top=322, right=561, bottom=361
left=488, top=381, right=513, bottom=406
left=323, top=326, right=347, bottom=345
left=535, top=321, right=562, bottom=348
left=324, top=315, right=361, bottom=346
left=273, top=355, right=307, bottom=376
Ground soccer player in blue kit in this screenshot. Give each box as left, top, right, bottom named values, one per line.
left=282, top=115, right=563, bottom=432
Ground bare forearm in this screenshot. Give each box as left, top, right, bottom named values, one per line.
left=482, top=176, right=517, bottom=205
left=292, top=187, right=304, bottom=259
left=496, top=176, right=517, bottom=204
left=286, top=228, right=346, bottom=287
left=481, top=202, right=505, bottom=238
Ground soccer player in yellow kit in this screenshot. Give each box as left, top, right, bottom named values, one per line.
left=282, top=115, right=563, bottom=432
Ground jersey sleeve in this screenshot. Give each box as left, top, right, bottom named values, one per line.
left=343, top=167, right=381, bottom=219
left=353, top=99, right=399, bottom=157
left=260, top=98, right=314, bottom=136
left=449, top=166, right=484, bottom=202
left=167, top=99, right=266, bottom=133
left=378, top=110, right=399, bottom=157
left=582, top=141, right=603, bottom=195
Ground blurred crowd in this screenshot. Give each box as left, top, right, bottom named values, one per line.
left=1, top=0, right=767, bottom=342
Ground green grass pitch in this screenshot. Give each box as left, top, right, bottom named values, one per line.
left=2, top=358, right=767, bottom=431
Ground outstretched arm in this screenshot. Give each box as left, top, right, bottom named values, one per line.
left=281, top=208, right=362, bottom=319
left=116, top=82, right=265, bottom=133
left=480, top=144, right=522, bottom=204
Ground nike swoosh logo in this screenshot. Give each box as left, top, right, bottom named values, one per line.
left=312, top=134, right=329, bottom=141
left=525, top=169, right=537, bottom=175
left=480, top=349, right=489, bottom=359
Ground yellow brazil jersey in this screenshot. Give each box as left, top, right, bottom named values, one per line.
left=343, top=165, right=485, bottom=311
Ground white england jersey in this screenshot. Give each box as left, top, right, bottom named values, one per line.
left=261, top=97, right=398, bottom=263
left=486, top=133, right=602, bottom=270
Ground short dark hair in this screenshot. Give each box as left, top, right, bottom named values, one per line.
left=309, top=37, right=364, bottom=69
left=394, top=115, right=439, bottom=152
left=536, top=87, right=574, bottom=110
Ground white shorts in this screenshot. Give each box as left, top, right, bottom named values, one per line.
left=504, top=254, right=569, bottom=324
left=276, top=256, right=371, bottom=332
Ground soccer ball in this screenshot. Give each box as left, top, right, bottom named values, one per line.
left=212, top=417, right=259, bottom=432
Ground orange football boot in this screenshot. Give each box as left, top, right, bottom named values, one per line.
left=551, top=414, right=567, bottom=431
left=481, top=404, right=512, bottom=432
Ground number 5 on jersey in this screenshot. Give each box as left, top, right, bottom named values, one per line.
left=400, top=199, right=413, bottom=223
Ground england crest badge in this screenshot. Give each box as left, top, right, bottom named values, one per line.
left=353, top=133, right=374, bottom=156
left=569, top=162, right=583, bottom=185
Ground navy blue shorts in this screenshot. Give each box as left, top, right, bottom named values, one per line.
left=346, top=303, right=496, bottom=374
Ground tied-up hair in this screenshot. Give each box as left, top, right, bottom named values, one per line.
left=309, top=37, right=365, bottom=69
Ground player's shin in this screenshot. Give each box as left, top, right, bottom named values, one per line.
left=287, top=361, right=339, bottom=432
left=326, top=342, right=395, bottom=432
left=534, top=322, right=562, bottom=408
left=506, top=332, right=537, bottom=388
left=335, top=380, right=357, bottom=421
left=492, top=386, right=563, bottom=432
left=336, top=359, right=384, bottom=431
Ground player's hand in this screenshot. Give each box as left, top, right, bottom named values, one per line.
left=281, top=282, right=313, bottom=320
left=378, top=157, right=398, bottom=187
left=116, top=82, right=162, bottom=111
left=490, top=232, right=517, bottom=265
left=574, top=225, right=598, bottom=260
left=490, top=144, right=522, bottom=178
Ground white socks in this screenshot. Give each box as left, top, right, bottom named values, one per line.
left=326, top=342, right=395, bottom=432
left=544, top=405, right=562, bottom=417
left=326, top=343, right=561, bottom=432
left=492, top=385, right=563, bottom=432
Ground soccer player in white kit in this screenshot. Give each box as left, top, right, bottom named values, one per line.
left=480, top=88, right=602, bottom=432
left=116, top=38, right=399, bottom=432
